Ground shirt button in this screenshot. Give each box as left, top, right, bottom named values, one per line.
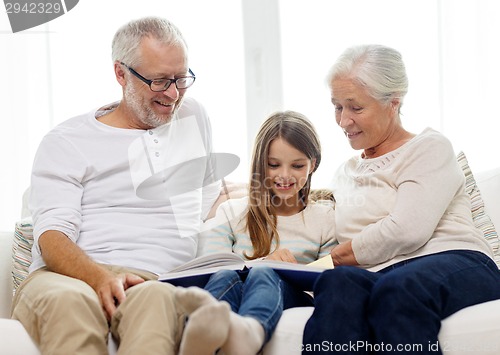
left=148, top=130, right=153, bottom=135
left=154, top=139, right=158, bottom=143
left=155, top=152, right=160, bottom=157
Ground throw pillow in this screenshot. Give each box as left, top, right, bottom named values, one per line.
left=12, top=218, right=33, bottom=293
left=457, top=151, right=500, bottom=268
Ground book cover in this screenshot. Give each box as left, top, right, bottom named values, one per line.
left=159, top=253, right=333, bottom=290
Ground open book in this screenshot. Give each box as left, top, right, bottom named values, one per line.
left=159, top=253, right=334, bottom=291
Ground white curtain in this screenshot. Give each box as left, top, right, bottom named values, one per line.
left=1, top=0, right=499, bottom=230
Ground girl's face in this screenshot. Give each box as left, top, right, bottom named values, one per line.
left=266, top=137, right=315, bottom=214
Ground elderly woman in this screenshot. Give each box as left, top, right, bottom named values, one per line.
left=302, top=44, right=500, bottom=354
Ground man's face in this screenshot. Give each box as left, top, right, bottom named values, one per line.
left=123, top=37, right=189, bottom=129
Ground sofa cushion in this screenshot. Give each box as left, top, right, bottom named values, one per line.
left=263, top=307, right=313, bottom=354
left=457, top=151, right=500, bottom=268
left=476, top=167, right=500, bottom=235
left=0, top=319, right=39, bottom=354
left=0, top=232, right=16, bottom=318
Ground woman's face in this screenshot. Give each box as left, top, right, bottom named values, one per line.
left=330, top=77, right=398, bottom=156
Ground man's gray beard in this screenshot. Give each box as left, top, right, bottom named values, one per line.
left=125, top=84, right=175, bottom=128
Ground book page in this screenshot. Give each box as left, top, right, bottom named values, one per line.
left=166, top=252, right=245, bottom=273
left=307, top=254, right=334, bottom=269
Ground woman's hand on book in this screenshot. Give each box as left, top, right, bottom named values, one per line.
left=265, top=249, right=297, bottom=263
left=330, top=241, right=359, bottom=266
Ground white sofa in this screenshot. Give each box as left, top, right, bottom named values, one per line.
left=1, top=154, right=499, bottom=355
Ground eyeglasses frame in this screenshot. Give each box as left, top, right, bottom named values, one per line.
left=120, top=62, right=196, bottom=92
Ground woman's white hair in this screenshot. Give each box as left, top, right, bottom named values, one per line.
left=326, top=44, right=408, bottom=109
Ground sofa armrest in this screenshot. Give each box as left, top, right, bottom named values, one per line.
left=0, top=319, right=39, bottom=354
left=475, top=167, right=500, bottom=233
left=0, top=231, right=14, bottom=318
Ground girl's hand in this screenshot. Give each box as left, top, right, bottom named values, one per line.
left=266, top=248, right=297, bottom=263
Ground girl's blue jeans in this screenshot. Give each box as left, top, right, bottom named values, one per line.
left=302, top=250, right=500, bottom=354
left=205, top=266, right=313, bottom=344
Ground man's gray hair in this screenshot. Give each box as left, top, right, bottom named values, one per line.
left=112, top=16, right=188, bottom=66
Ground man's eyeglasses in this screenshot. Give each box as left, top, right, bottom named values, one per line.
left=120, top=62, right=196, bottom=92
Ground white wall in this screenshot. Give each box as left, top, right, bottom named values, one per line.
left=0, top=0, right=247, bottom=230
left=1, top=0, right=499, bottom=230
left=278, top=0, right=442, bottom=188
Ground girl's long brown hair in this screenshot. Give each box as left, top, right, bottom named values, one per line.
left=245, top=111, right=321, bottom=259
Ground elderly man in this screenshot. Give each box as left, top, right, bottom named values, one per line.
left=11, top=16, right=233, bottom=355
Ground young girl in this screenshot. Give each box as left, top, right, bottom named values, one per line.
left=175, top=111, right=337, bottom=355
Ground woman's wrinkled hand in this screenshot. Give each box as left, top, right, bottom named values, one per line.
left=330, top=241, right=359, bottom=266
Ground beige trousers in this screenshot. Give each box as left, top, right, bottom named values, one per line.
left=11, top=265, right=185, bottom=355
